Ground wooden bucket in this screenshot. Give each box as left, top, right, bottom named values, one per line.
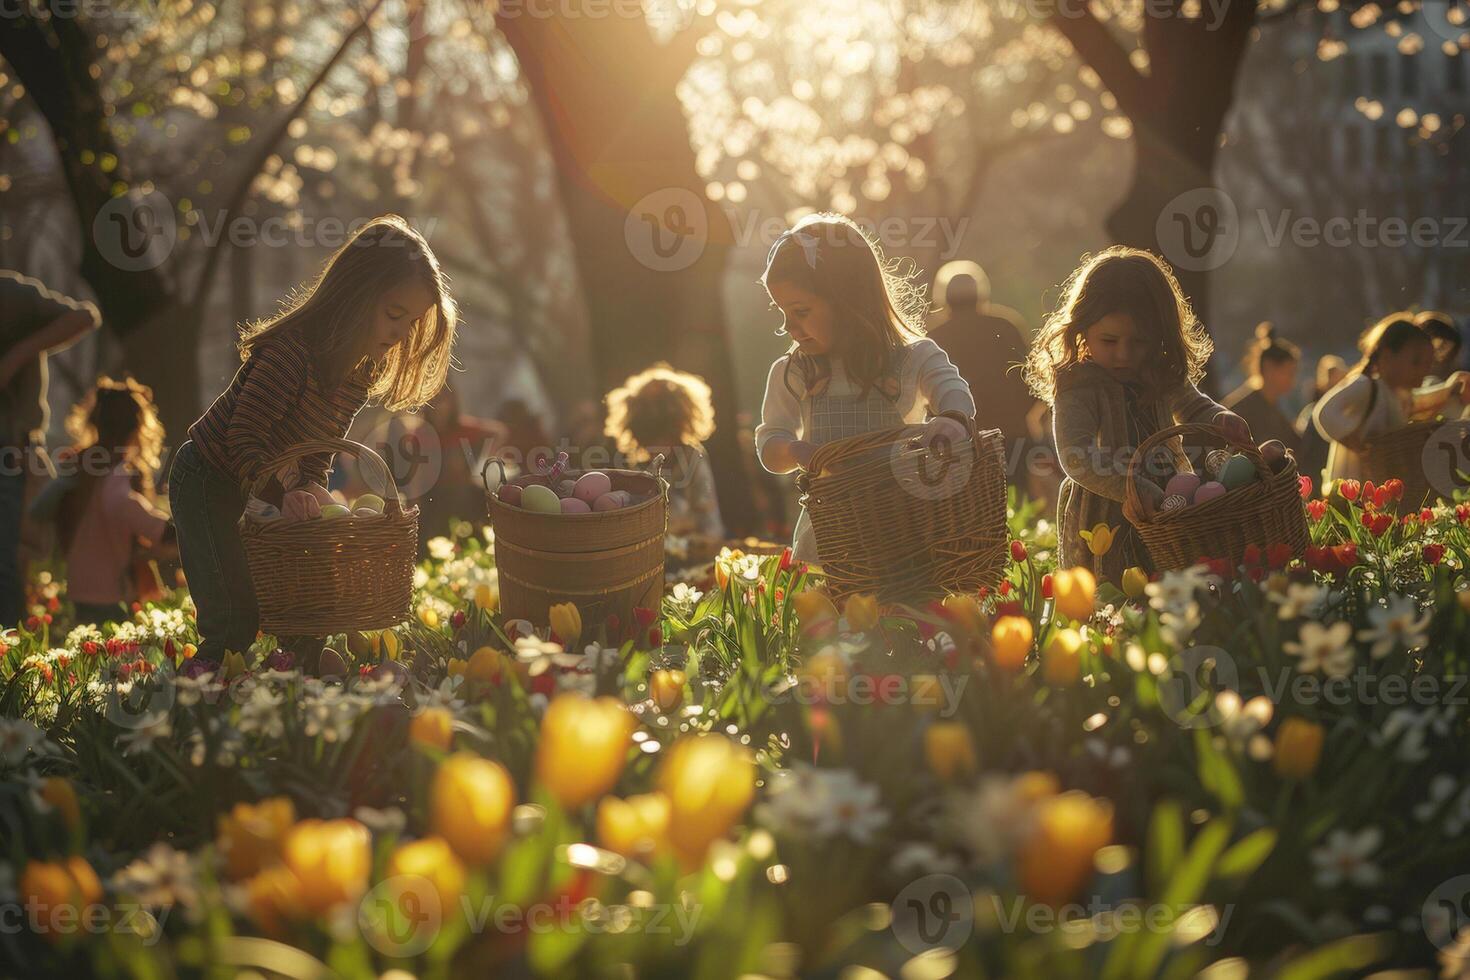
left=483, top=458, right=668, bottom=638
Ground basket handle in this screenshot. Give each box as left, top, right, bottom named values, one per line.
left=806, top=418, right=976, bottom=480
left=481, top=456, right=507, bottom=496
left=249, top=438, right=405, bottom=516
left=1122, top=422, right=1269, bottom=523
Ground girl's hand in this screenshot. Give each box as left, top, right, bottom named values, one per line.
left=1448, top=371, right=1470, bottom=403
left=281, top=490, right=321, bottom=523
left=914, top=415, right=969, bottom=457
left=1213, top=411, right=1252, bottom=446
left=790, top=440, right=816, bottom=470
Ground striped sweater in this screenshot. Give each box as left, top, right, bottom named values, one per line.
left=188, top=331, right=370, bottom=498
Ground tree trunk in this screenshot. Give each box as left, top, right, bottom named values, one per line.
left=499, top=13, right=757, bottom=535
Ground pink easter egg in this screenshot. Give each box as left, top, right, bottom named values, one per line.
left=497, top=483, right=523, bottom=507
left=593, top=491, right=626, bottom=512
left=573, top=471, right=613, bottom=504
left=1193, top=481, right=1227, bottom=505
left=1165, top=473, right=1201, bottom=501
left=560, top=496, right=591, bottom=514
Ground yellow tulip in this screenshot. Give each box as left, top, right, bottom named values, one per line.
left=649, top=669, right=686, bottom=712
left=244, top=864, right=305, bottom=936
left=1043, top=628, right=1084, bottom=686
left=218, top=796, right=296, bottom=880
left=280, top=818, right=372, bottom=917
left=658, top=734, right=755, bottom=864
left=1014, top=770, right=1060, bottom=805
left=796, top=650, right=849, bottom=702
left=431, top=754, right=515, bottom=865
left=447, top=657, right=469, bottom=678
left=924, top=722, right=977, bottom=782
left=548, top=602, right=583, bottom=647
left=473, top=583, right=498, bottom=612
left=597, top=792, right=672, bottom=859
left=21, top=857, right=103, bottom=941
left=1079, top=523, right=1116, bottom=558
left=419, top=606, right=440, bottom=629
left=466, top=645, right=509, bottom=686
left=39, top=776, right=80, bottom=834
left=409, top=707, right=454, bottom=752
left=181, top=642, right=197, bottom=661
left=385, top=836, right=466, bottom=921
left=990, top=616, right=1033, bottom=673
left=1052, top=567, right=1097, bottom=622
left=1017, top=791, right=1114, bottom=906
left=792, top=589, right=839, bottom=634
left=382, top=631, right=401, bottom=661
left=221, top=649, right=247, bottom=680
left=843, top=593, right=881, bottom=633
left=941, top=594, right=985, bottom=639
left=1273, top=717, right=1325, bottom=780
left=535, top=695, right=635, bottom=810
left=1121, top=566, right=1149, bottom=600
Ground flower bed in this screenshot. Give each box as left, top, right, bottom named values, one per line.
left=4, top=486, right=1470, bottom=977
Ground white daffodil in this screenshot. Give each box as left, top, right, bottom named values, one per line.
left=1356, top=594, right=1432, bottom=659
left=514, top=636, right=582, bottom=677
left=1271, top=582, right=1329, bottom=621
left=1283, top=621, right=1355, bottom=678
left=1310, top=827, right=1383, bottom=888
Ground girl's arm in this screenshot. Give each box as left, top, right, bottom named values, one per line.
left=913, top=338, right=976, bottom=420
left=755, top=358, right=812, bottom=474
left=1052, top=387, right=1134, bottom=504
left=224, top=338, right=312, bottom=498
left=1409, top=372, right=1470, bottom=418
left=1312, top=374, right=1375, bottom=446
left=1168, top=382, right=1251, bottom=444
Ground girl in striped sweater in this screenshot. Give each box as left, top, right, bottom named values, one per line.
left=171, top=216, right=458, bottom=666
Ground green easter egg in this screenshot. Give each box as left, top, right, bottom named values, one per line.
left=1219, top=454, right=1257, bottom=490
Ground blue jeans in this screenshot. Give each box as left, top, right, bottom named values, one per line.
left=0, top=463, right=24, bottom=627
left=169, top=441, right=257, bottom=664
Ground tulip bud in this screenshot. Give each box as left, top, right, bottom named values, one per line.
left=409, top=707, right=454, bottom=752
left=549, top=602, right=583, bottom=647
left=649, top=669, right=686, bottom=712
left=431, top=754, right=515, bottom=865
left=1043, top=628, right=1084, bottom=686
left=473, top=583, right=498, bottom=612
left=924, top=722, right=977, bottom=782
left=535, top=695, right=635, bottom=809
left=843, top=593, right=881, bottom=633
left=792, top=590, right=839, bottom=635
left=218, top=797, right=296, bottom=880
left=221, top=649, right=247, bottom=680
left=1016, top=791, right=1113, bottom=906
left=990, top=616, right=1033, bottom=672
left=384, top=836, right=466, bottom=924
left=39, top=777, right=81, bottom=834
left=1273, top=717, right=1324, bottom=780
left=659, top=735, right=755, bottom=864
left=940, top=594, right=985, bottom=639
left=280, top=819, right=372, bottom=917
left=597, top=792, right=672, bottom=859
left=466, top=645, right=509, bottom=686
left=1051, top=567, right=1097, bottom=622
left=1121, top=566, right=1148, bottom=600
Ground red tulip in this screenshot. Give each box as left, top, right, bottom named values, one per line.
left=1267, top=543, right=1293, bottom=569
left=1306, top=500, right=1328, bottom=521
left=1298, top=475, right=1313, bottom=500
left=1339, top=479, right=1361, bottom=502
left=1384, top=478, right=1404, bottom=501
left=1423, top=543, right=1446, bottom=565
left=1040, top=574, right=1053, bottom=600
left=1010, top=540, right=1028, bottom=562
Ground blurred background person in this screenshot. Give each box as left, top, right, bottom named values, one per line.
left=1224, top=322, right=1301, bottom=453
left=496, top=398, right=553, bottom=476
left=1, top=269, right=101, bottom=626
left=605, top=363, right=725, bottom=547
left=1295, top=354, right=1347, bottom=488
left=1418, top=310, right=1463, bottom=381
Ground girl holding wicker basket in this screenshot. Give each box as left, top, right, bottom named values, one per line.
left=1312, top=313, right=1470, bottom=486
left=169, top=216, right=458, bottom=668
left=754, top=214, right=976, bottom=563
left=1025, top=247, right=1252, bottom=584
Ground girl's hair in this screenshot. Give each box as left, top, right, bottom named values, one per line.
left=1352, top=312, right=1429, bottom=377
left=1416, top=310, right=1461, bottom=355
left=1024, top=246, right=1212, bottom=403
left=761, top=213, right=926, bottom=399
left=604, top=363, right=716, bottom=461
left=239, top=215, right=458, bottom=411
left=58, top=376, right=165, bottom=552
left=1314, top=354, right=1347, bottom=397
left=1246, top=321, right=1300, bottom=378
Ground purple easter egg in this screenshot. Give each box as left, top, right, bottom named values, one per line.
left=1193, top=481, right=1227, bottom=504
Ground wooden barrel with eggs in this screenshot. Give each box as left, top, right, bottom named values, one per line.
left=483, top=458, right=668, bottom=640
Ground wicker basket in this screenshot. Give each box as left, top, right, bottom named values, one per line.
left=1122, top=423, right=1309, bottom=572
left=797, top=423, right=1008, bottom=603
left=239, top=439, right=418, bottom=635
left=1362, top=420, right=1439, bottom=507
left=484, top=458, right=668, bottom=638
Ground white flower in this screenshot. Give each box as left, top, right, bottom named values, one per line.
left=668, top=582, right=704, bottom=615
left=756, top=766, right=889, bottom=844
left=353, top=806, right=407, bottom=834
left=1356, top=595, right=1431, bottom=659
left=1381, top=706, right=1456, bottom=763
left=938, top=773, right=1046, bottom=866
left=119, top=715, right=173, bottom=756
left=301, top=688, right=359, bottom=743
left=1271, top=583, right=1329, bottom=621
left=1215, top=691, right=1274, bottom=749
left=0, top=719, right=49, bottom=767
left=1146, top=566, right=1215, bottom=615
left=1283, top=621, right=1355, bottom=678
left=427, top=536, right=456, bottom=561
left=237, top=686, right=285, bottom=740
left=514, top=637, right=581, bottom=677
left=174, top=674, right=224, bottom=707
left=889, top=842, right=961, bottom=879
left=1414, top=774, right=1458, bottom=822
left=580, top=643, right=621, bottom=674
left=111, top=843, right=202, bottom=919
left=1310, top=827, right=1383, bottom=888
left=419, top=676, right=466, bottom=713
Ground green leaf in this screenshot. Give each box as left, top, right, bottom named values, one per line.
left=1146, top=799, right=1185, bottom=897
left=1193, top=728, right=1243, bottom=811
left=1274, top=932, right=1394, bottom=980
left=1215, top=828, right=1277, bottom=880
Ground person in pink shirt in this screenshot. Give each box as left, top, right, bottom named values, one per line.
left=47, top=377, right=172, bottom=624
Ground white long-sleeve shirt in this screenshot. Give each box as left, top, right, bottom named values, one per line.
left=1313, top=372, right=1462, bottom=482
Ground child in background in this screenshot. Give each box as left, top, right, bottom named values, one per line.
left=1313, top=313, right=1470, bottom=485
left=1223, top=322, right=1302, bottom=455
left=754, top=214, right=974, bottom=562
left=1295, top=354, right=1347, bottom=488
left=605, top=363, right=725, bottom=541
left=171, top=215, right=458, bottom=667
left=48, top=378, right=172, bottom=625
left=1417, top=310, right=1463, bottom=381
left=1024, top=246, right=1249, bottom=583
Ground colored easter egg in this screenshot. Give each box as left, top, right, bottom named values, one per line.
left=1219, top=454, right=1258, bottom=490
left=573, top=471, right=613, bottom=504
left=521, top=484, right=562, bottom=514
left=1193, top=481, right=1227, bottom=504
left=352, top=493, right=385, bottom=514
left=319, top=503, right=352, bottom=519
left=353, top=507, right=378, bottom=517
left=497, top=483, right=523, bottom=507
left=1203, top=449, right=1230, bottom=480
left=1165, top=473, right=1201, bottom=501
left=593, top=491, right=626, bottom=512
left=556, top=479, right=577, bottom=498
left=560, top=496, right=591, bottom=514
left=1161, top=494, right=1189, bottom=512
